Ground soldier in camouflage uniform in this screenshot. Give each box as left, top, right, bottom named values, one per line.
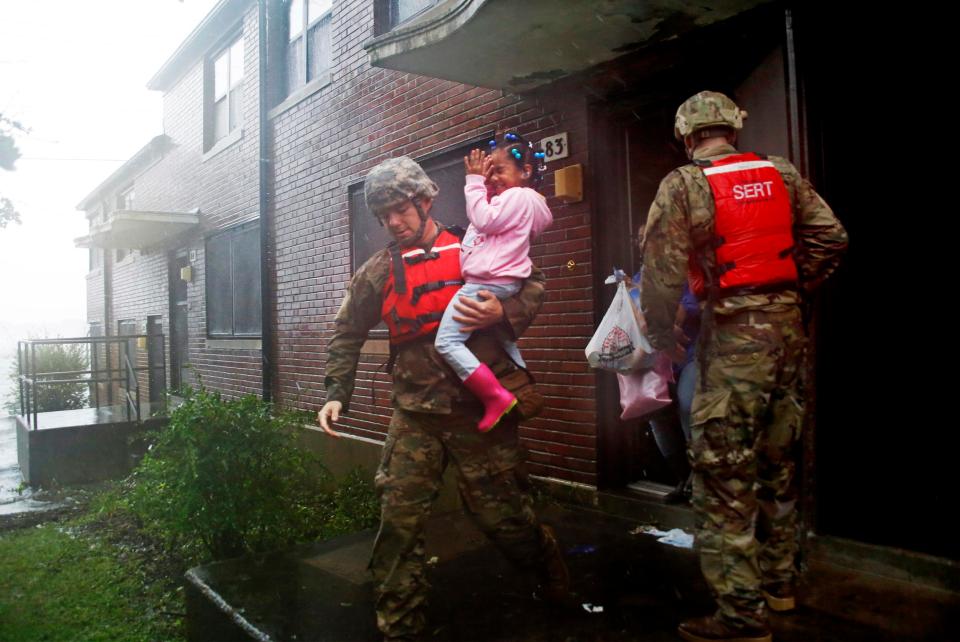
left=318, top=156, right=570, bottom=642
left=640, top=91, right=848, bottom=642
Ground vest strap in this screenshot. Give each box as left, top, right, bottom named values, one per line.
left=410, top=279, right=464, bottom=306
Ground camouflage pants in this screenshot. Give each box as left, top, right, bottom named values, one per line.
left=689, top=308, right=807, bottom=629
left=370, top=406, right=543, bottom=639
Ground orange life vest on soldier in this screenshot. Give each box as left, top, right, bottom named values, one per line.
left=382, top=228, right=465, bottom=345
left=688, top=153, right=798, bottom=298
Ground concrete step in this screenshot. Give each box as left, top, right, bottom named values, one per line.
left=185, top=503, right=958, bottom=641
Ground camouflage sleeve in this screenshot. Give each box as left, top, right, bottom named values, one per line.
left=780, top=161, right=850, bottom=291
left=499, top=265, right=546, bottom=340
left=323, top=253, right=390, bottom=411
left=640, top=171, right=690, bottom=351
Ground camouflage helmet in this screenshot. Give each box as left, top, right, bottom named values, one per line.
left=363, top=156, right=439, bottom=217
left=674, top=91, right=746, bottom=140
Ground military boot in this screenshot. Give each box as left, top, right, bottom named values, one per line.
left=534, top=524, right=573, bottom=604
left=761, top=583, right=796, bottom=612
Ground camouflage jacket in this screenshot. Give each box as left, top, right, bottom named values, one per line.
left=324, top=223, right=545, bottom=414
left=640, top=143, right=848, bottom=351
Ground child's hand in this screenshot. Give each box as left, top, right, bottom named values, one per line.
left=464, top=148, right=487, bottom=176
left=481, top=154, right=494, bottom=181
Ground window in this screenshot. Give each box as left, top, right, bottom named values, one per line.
left=286, top=0, right=332, bottom=96
left=349, top=140, right=479, bottom=271
left=376, top=0, right=436, bottom=34
left=205, top=222, right=261, bottom=338
left=208, top=37, right=245, bottom=148
left=117, top=319, right=137, bottom=335
left=89, top=248, right=103, bottom=272
left=117, top=185, right=135, bottom=211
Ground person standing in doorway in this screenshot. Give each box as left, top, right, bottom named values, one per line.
left=640, top=91, right=848, bottom=642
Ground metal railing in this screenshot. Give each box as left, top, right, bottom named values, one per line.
left=16, top=335, right=164, bottom=430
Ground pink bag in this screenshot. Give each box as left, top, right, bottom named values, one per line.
left=617, top=352, right=673, bottom=420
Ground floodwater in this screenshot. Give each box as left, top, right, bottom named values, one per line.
left=0, top=415, right=64, bottom=517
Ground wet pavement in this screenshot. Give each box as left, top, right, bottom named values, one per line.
left=186, top=502, right=960, bottom=642
left=0, top=415, right=72, bottom=521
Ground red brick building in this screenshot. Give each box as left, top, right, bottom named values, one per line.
left=78, top=0, right=956, bottom=574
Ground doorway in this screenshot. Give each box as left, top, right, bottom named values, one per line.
left=168, top=252, right=190, bottom=392
left=591, top=33, right=793, bottom=493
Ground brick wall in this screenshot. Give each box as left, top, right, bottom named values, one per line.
left=270, top=0, right=599, bottom=485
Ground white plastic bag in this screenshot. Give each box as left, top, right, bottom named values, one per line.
left=585, top=281, right=654, bottom=373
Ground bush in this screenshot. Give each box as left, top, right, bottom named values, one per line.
left=4, top=341, right=88, bottom=415
left=130, top=387, right=334, bottom=560
left=317, top=468, right=381, bottom=538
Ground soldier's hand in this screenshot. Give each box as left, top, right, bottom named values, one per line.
left=453, top=290, right=504, bottom=332
left=317, top=401, right=343, bottom=438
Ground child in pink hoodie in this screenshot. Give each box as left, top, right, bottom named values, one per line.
left=435, top=132, right=553, bottom=432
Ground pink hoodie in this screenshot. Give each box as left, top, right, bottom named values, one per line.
left=460, top=174, right=553, bottom=284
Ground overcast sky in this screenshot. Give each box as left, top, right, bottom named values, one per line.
left=0, top=0, right=219, bottom=353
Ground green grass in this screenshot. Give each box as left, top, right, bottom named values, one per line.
left=0, top=521, right=184, bottom=642
left=0, top=468, right=379, bottom=641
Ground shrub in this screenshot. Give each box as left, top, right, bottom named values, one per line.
left=130, top=387, right=331, bottom=560
left=5, top=341, right=88, bottom=414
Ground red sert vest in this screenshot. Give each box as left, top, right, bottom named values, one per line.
left=687, top=152, right=798, bottom=298
left=381, top=228, right=465, bottom=345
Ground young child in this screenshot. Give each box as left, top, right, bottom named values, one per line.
left=434, top=132, right=552, bottom=432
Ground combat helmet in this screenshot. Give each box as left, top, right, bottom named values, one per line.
left=363, top=156, right=439, bottom=218
left=674, top=91, right=747, bottom=141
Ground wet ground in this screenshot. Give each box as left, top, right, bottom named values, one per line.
left=187, top=502, right=960, bottom=642
left=0, top=415, right=85, bottom=526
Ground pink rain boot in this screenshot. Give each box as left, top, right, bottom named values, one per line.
left=462, top=363, right=518, bottom=432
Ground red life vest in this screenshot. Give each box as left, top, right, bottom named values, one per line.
left=381, top=228, right=465, bottom=345
left=688, top=153, right=798, bottom=298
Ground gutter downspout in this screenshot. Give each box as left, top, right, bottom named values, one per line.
left=258, top=0, right=274, bottom=402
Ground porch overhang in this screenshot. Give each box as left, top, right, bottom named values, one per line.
left=365, top=0, right=770, bottom=92
left=75, top=210, right=199, bottom=250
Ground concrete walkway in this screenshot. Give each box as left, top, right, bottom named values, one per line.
left=185, top=501, right=960, bottom=641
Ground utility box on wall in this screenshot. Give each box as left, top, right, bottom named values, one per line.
left=554, top=164, right=583, bottom=202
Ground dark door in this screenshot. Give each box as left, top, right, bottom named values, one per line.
left=146, top=315, right=165, bottom=405
left=169, top=253, right=190, bottom=392
left=591, top=101, right=688, bottom=489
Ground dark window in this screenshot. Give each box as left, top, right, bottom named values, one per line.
left=116, top=248, right=129, bottom=263
left=207, top=36, right=244, bottom=148
left=205, top=222, right=261, bottom=338
left=350, top=140, right=482, bottom=271
left=285, top=0, right=332, bottom=97
left=375, top=0, right=436, bottom=34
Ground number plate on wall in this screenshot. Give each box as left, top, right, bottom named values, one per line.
left=539, top=132, right=569, bottom=163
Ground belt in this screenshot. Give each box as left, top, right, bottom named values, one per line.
left=714, top=308, right=800, bottom=326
